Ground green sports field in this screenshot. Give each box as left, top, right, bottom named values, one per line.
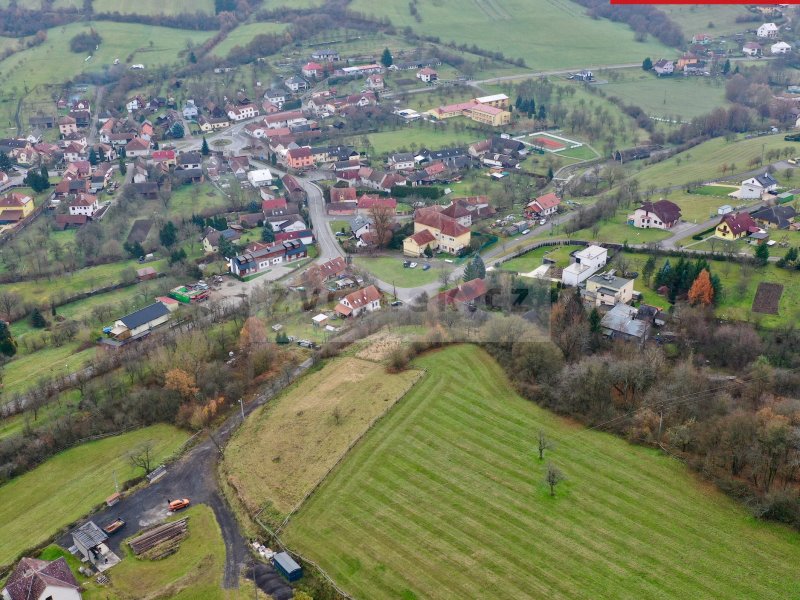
left=0, top=425, right=187, bottom=568
left=283, top=345, right=800, bottom=599
left=350, top=0, right=672, bottom=71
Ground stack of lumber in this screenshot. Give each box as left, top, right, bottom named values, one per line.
left=128, top=519, right=188, bottom=556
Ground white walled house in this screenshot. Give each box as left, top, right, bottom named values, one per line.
left=627, top=199, right=681, bottom=229
left=772, top=41, right=792, bottom=54
left=335, top=285, right=381, bottom=317
left=227, top=104, right=259, bottom=121
left=735, top=173, right=779, bottom=199
left=247, top=169, right=273, bottom=187
left=68, top=193, right=100, bottom=217
left=757, top=22, right=779, bottom=38
left=2, top=557, right=82, bottom=600
left=561, top=245, right=608, bottom=287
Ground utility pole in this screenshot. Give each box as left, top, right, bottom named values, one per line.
left=238, top=398, right=245, bottom=420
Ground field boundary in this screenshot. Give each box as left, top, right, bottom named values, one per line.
left=272, top=366, right=427, bottom=533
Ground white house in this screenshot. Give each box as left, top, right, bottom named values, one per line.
left=743, top=42, right=762, bottom=56
left=68, top=193, right=100, bottom=217
left=416, top=67, right=438, bottom=83
left=227, top=104, right=259, bottom=121
left=182, top=100, right=198, bottom=119
left=387, top=152, right=415, bottom=171
left=561, top=245, right=608, bottom=287
left=247, top=169, right=273, bottom=187
left=125, top=97, right=141, bottom=112
left=2, top=557, right=82, bottom=600
left=652, top=59, right=674, bottom=76
left=736, top=172, right=779, bottom=199
left=772, top=41, right=792, bottom=54
left=757, top=22, right=779, bottom=38
left=264, top=89, right=286, bottom=108
left=335, top=285, right=381, bottom=317
left=285, top=76, right=309, bottom=92
left=627, top=199, right=681, bottom=229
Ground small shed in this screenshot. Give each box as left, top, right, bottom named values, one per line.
left=718, top=204, right=733, bottom=215
left=312, top=314, right=328, bottom=327
left=136, top=266, right=157, bottom=281
left=106, top=492, right=122, bottom=507
left=273, top=552, right=302, bottom=581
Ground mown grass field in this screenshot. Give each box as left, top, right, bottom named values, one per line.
left=212, top=22, right=288, bottom=58
left=2, top=343, right=96, bottom=396
left=601, top=68, right=729, bottom=120
left=93, top=0, right=215, bottom=15
left=661, top=5, right=752, bottom=37
left=351, top=0, right=671, bottom=70
left=346, top=123, right=478, bottom=157
left=0, top=21, right=213, bottom=92
left=665, top=191, right=737, bottom=223
left=283, top=345, right=800, bottom=599
left=633, top=134, right=796, bottom=189
left=223, top=357, right=422, bottom=517
left=0, top=425, right=187, bottom=567
left=353, top=256, right=440, bottom=288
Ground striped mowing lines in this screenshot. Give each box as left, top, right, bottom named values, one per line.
left=283, top=345, right=800, bottom=599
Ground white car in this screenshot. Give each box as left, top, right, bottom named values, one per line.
left=521, top=229, right=530, bottom=235
left=409, top=262, right=418, bottom=268
left=539, top=219, right=547, bottom=225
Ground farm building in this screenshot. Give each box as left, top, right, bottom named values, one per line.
left=108, top=302, right=171, bottom=342
left=600, top=304, right=649, bottom=344
left=273, top=552, right=302, bottom=581
left=70, top=521, right=120, bottom=571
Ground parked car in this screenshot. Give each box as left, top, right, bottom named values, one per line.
left=102, top=518, right=126, bottom=535
left=521, top=229, right=530, bottom=235
left=168, top=498, right=190, bottom=511
left=539, top=219, right=547, bottom=225
left=402, top=261, right=410, bottom=268
left=422, top=264, right=431, bottom=271
left=409, top=262, right=418, bottom=268
left=390, top=300, right=403, bottom=307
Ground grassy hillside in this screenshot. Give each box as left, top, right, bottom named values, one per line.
left=224, top=357, right=422, bottom=516
left=283, top=345, right=800, bottom=599
left=350, top=0, right=672, bottom=71
left=211, top=22, right=288, bottom=58
left=634, top=134, right=796, bottom=189
left=0, top=425, right=187, bottom=567
left=93, top=0, right=215, bottom=15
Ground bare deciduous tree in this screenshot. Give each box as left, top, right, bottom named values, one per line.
left=544, top=462, right=564, bottom=496
left=128, top=441, right=155, bottom=474
left=537, top=430, right=551, bottom=460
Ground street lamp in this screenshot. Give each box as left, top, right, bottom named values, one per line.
left=238, top=398, right=244, bottom=420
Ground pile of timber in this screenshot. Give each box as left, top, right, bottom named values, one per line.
left=129, top=519, right=188, bottom=556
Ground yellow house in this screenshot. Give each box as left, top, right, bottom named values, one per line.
left=404, top=208, right=471, bottom=256
left=468, top=105, right=511, bottom=127
left=715, top=212, right=757, bottom=241
left=0, top=192, right=34, bottom=224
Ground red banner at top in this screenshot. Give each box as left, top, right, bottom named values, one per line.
left=611, top=1, right=797, bottom=3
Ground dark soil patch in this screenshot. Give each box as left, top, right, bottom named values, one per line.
left=126, top=219, right=153, bottom=245
left=752, top=282, right=783, bottom=314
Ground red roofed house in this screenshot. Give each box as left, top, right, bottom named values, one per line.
left=262, top=196, right=288, bottom=213
left=715, top=211, right=759, bottom=241
left=628, top=199, right=681, bottom=229
left=286, top=147, right=314, bottom=170
left=417, top=67, right=438, bottom=83
left=58, top=115, right=77, bottom=136
left=302, top=62, right=324, bottom=78
left=275, top=228, right=314, bottom=245
left=432, top=278, right=488, bottom=311
left=404, top=207, right=471, bottom=256
left=2, top=556, right=81, bottom=600
left=0, top=192, right=34, bottom=224
left=330, top=186, right=357, bottom=204
left=68, top=193, right=100, bottom=217
left=357, top=194, right=396, bottom=215
left=403, top=228, right=437, bottom=256
left=125, top=137, right=150, bottom=158
left=366, top=73, right=385, bottom=90
left=150, top=149, right=176, bottom=167
left=525, top=192, right=561, bottom=218
left=335, top=284, right=381, bottom=317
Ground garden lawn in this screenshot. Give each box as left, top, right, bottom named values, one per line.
left=330, top=220, right=350, bottom=236
left=2, top=344, right=95, bottom=396
left=283, top=345, right=800, bottom=600
left=501, top=244, right=584, bottom=273
left=633, top=134, right=795, bottom=189
left=168, top=182, right=229, bottom=219
left=623, top=252, right=800, bottom=328
left=0, top=425, right=187, bottom=568
left=350, top=0, right=672, bottom=70
left=570, top=209, right=672, bottom=245
left=690, top=184, right=739, bottom=196
left=223, top=357, right=422, bottom=517
left=666, top=191, right=733, bottom=223
left=353, top=256, right=439, bottom=288
left=212, top=22, right=289, bottom=57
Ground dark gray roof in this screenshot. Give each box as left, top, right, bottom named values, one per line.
left=177, top=151, right=201, bottom=165
left=751, top=204, right=796, bottom=228
left=755, top=172, right=778, bottom=188
left=72, top=521, right=107, bottom=548
left=587, top=273, right=632, bottom=291
left=273, top=551, right=301, bottom=574
left=601, top=304, right=648, bottom=340
left=120, top=302, right=170, bottom=329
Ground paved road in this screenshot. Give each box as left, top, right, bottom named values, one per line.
left=60, top=358, right=314, bottom=599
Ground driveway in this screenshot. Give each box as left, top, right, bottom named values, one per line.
left=59, top=358, right=315, bottom=599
